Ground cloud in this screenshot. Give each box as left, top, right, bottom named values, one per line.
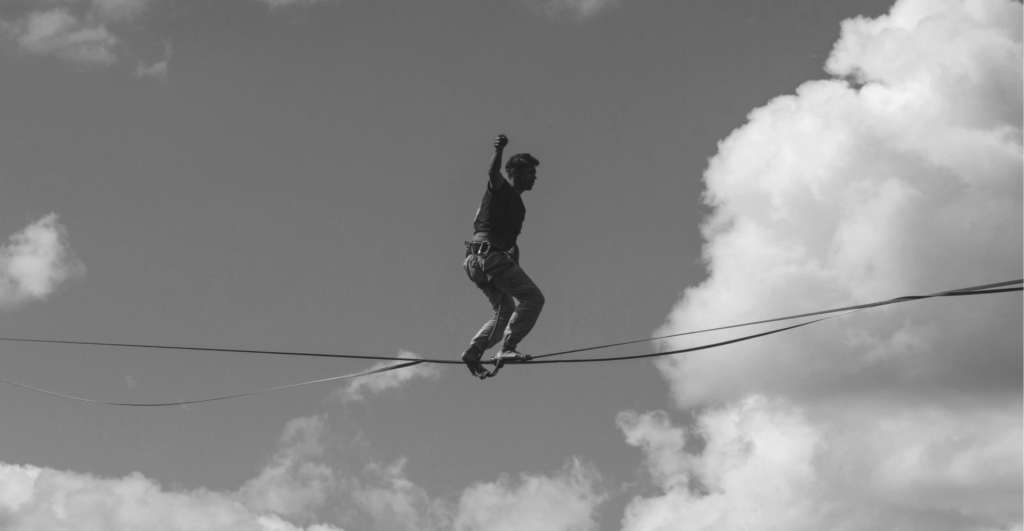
left=256, top=0, right=343, bottom=8
left=452, top=459, right=605, bottom=531
left=654, top=0, right=1021, bottom=406
left=349, top=457, right=605, bottom=531
left=618, top=400, right=825, bottom=531
left=1, top=0, right=155, bottom=66
left=91, top=0, right=155, bottom=23
left=0, top=416, right=345, bottom=530
left=618, top=397, right=1022, bottom=531
left=2, top=409, right=604, bottom=531
left=334, top=350, right=441, bottom=403
left=351, top=458, right=450, bottom=531
left=0, top=461, right=343, bottom=531
left=621, top=0, right=1022, bottom=529
left=238, top=416, right=340, bottom=520
left=0, top=214, right=84, bottom=309
left=6, top=7, right=120, bottom=64
left=135, top=42, right=170, bottom=79
left=240, top=415, right=438, bottom=530
left=240, top=414, right=603, bottom=531
left=531, top=0, right=619, bottom=20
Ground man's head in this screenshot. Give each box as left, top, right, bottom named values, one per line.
left=505, top=153, right=539, bottom=192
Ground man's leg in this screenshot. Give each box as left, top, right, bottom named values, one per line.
left=490, top=264, right=545, bottom=353
left=462, top=281, right=515, bottom=376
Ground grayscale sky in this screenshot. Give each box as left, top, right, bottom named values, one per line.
left=0, top=1, right=1020, bottom=530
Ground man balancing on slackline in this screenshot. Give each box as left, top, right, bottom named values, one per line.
left=461, top=134, right=545, bottom=379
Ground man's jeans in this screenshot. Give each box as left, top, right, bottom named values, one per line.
left=467, top=252, right=545, bottom=353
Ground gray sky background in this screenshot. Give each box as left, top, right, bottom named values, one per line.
left=0, top=1, right=1020, bottom=530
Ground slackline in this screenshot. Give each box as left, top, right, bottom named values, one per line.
left=0, top=360, right=424, bottom=407
left=2, top=279, right=1018, bottom=364
left=0, top=279, right=1019, bottom=406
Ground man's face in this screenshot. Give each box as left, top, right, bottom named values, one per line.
left=511, top=166, right=537, bottom=191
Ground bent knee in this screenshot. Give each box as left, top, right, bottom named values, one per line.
left=532, top=289, right=546, bottom=309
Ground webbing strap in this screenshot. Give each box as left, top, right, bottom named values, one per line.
left=0, top=359, right=424, bottom=407
left=0, top=280, right=1019, bottom=365
left=527, top=310, right=860, bottom=363
left=527, top=280, right=1022, bottom=361
left=0, top=280, right=1018, bottom=406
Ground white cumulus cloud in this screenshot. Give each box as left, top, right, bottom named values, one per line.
left=239, top=415, right=604, bottom=531
left=618, top=397, right=1022, bottom=531
left=624, top=0, right=1022, bottom=529
left=238, top=416, right=339, bottom=520
left=0, top=213, right=84, bottom=309
left=0, top=461, right=343, bottom=531
left=351, top=457, right=450, bottom=531
left=452, top=459, right=605, bottom=531
left=335, top=350, right=441, bottom=404
left=654, top=0, right=1021, bottom=405
left=1, top=410, right=604, bottom=531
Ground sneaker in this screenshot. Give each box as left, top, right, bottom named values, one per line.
left=494, top=348, right=528, bottom=362
left=461, top=346, right=488, bottom=378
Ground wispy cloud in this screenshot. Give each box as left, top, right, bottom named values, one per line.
left=91, top=0, right=156, bottom=23
left=531, top=0, right=619, bottom=20
left=256, top=0, right=344, bottom=9
left=334, top=350, right=441, bottom=404
left=7, top=8, right=120, bottom=65
left=0, top=214, right=84, bottom=309
left=0, top=0, right=155, bottom=67
left=624, top=0, right=1023, bottom=528
left=135, top=42, right=170, bottom=79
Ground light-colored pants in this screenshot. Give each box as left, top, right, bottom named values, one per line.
left=467, top=252, right=545, bottom=353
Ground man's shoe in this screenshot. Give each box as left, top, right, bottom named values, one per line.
left=461, top=346, right=488, bottom=378
left=493, top=349, right=531, bottom=363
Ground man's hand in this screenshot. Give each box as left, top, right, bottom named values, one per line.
left=494, top=134, right=508, bottom=150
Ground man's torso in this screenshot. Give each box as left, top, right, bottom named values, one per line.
left=472, top=178, right=525, bottom=252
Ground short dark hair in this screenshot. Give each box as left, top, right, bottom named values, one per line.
left=505, top=153, right=539, bottom=175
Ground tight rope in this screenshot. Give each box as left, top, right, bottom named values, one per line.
left=1, top=279, right=1017, bottom=365
left=528, top=279, right=1022, bottom=361
left=0, top=280, right=1019, bottom=406
left=0, top=359, right=424, bottom=407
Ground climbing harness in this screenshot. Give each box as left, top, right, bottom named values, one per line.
left=463, top=241, right=514, bottom=284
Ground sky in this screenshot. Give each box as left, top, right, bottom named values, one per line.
left=0, top=0, right=1021, bottom=530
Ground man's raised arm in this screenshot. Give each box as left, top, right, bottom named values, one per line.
left=488, top=134, right=508, bottom=188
